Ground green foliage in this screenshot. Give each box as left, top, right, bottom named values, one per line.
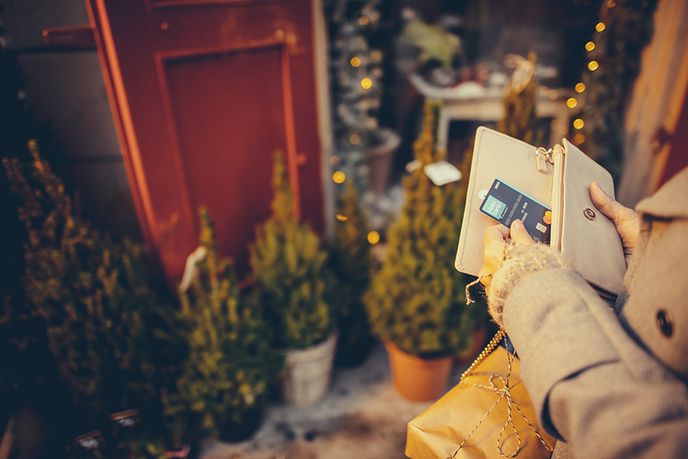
left=177, top=208, right=279, bottom=432
left=364, top=103, right=477, bottom=357
left=581, top=0, right=657, bottom=181
left=497, top=53, right=539, bottom=144
left=402, top=19, right=462, bottom=68
left=3, top=143, right=201, bottom=450
left=250, top=152, right=332, bottom=349
left=328, top=182, right=374, bottom=361
left=2, top=143, right=167, bottom=415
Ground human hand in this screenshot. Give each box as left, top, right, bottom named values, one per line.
left=589, top=182, right=640, bottom=257
left=479, top=220, right=534, bottom=289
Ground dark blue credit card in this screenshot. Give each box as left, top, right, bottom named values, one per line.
left=479, top=179, right=552, bottom=243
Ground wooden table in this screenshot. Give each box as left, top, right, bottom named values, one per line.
left=409, top=74, right=576, bottom=150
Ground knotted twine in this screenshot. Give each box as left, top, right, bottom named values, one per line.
left=450, top=330, right=553, bottom=458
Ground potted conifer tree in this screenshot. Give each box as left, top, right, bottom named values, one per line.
left=250, top=153, right=336, bottom=406
left=177, top=208, right=279, bottom=442
left=4, top=143, right=194, bottom=455
left=3, top=144, right=167, bottom=437
left=364, top=103, right=483, bottom=402
left=328, top=182, right=375, bottom=367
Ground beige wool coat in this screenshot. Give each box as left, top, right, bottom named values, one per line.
left=498, top=167, right=688, bottom=458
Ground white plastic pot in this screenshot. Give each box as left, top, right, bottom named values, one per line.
left=282, top=332, right=338, bottom=406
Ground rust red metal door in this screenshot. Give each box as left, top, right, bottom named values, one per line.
left=86, top=0, right=324, bottom=282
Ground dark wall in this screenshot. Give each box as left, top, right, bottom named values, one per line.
left=1, top=0, right=140, bottom=240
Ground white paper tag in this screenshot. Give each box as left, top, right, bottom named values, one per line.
left=423, top=161, right=462, bottom=186
left=178, top=246, right=207, bottom=292
left=405, top=159, right=422, bottom=173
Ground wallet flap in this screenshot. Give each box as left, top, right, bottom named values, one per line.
left=455, top=127, right=553, bottom=276
left=560, top=139, right=625, bottom=295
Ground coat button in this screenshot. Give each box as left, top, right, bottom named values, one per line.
left=656, top=309, right=673, bottom=337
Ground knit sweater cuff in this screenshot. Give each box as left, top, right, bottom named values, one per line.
left=487, top=244, right=566, bottom=326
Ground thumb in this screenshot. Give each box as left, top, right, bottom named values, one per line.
left=589, top=182, right=632, bottom=223
left=510, top=220, right=534, bottom=246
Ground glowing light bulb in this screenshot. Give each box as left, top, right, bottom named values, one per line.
left=573, top=118, right=585, bottom=130
left=332, top=171, right=346, bottom=184
left=335, top=213, right=348, bottom=222
left=595, top=22, right=606, bottom=33
left=367, top=230, right=381, bottom=245
left=585, top=41, right=596, bottom=52
left=360, top=77, right=373, bottom=90
left=350, top=56, right=361, bottom=68
left=574, top=133, right=586, bottom=144
left=575, top=82, right=586, bottom=93
left=588, top=60, right=599, bottom=71
left=566, top=97, right=578, bottom=109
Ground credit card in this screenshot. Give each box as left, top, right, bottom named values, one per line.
left=479, top=179, right=552, bottom=243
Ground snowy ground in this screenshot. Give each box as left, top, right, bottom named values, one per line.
left=201, top=344, right=464, bottom=459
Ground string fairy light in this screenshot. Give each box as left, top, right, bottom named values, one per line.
left=332, top=170, right=346, bottom=184
left=367, top=230, right=381, bottom=245
left=570, top=6, right=610, bottom=143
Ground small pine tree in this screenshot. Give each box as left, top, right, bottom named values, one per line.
left=250, top=152, right=332, bottom=349
left=498, top=53, right=539, bottom=144
left=364, top=102, right=477, bottom=357
left=329, top=182, right=374, bottom=364
left=3, top=143, right=177, bottom=421
left=177, top=208, right=279, bottom=433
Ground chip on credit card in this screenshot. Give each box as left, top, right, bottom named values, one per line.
left=479, top=179, right=552, bottom=243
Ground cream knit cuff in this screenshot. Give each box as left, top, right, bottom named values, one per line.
left=487, top=243, right=566, bottom=327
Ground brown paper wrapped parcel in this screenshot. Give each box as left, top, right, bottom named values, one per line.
left=406, top=346, right=555, bottom=458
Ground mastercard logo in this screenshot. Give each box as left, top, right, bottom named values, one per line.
left=543, top=210, right=552, bottom=225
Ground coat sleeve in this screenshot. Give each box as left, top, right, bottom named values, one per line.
left=503, top=267, right=688, bottom=459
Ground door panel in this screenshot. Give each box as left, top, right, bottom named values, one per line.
left=86, top=0, right=324, bottom=282
left=162, top=44, right=287, bottom=269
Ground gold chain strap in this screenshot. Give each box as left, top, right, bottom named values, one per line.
left=451, top=329, right=553, bottom=458
left=460, top=329, right=506, bottom=381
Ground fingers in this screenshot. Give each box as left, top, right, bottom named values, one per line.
left=589, top=182, right=631, bottom=222
left=481, top=224, right=509, bottom=287
left=589, top=182, right=640, bottom=256
left=510, top=220, right=534, bottom=246
left=483, top=224, right=509, bottom=243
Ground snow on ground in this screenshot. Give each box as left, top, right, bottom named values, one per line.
left=201, top=344, right=463, bottom=459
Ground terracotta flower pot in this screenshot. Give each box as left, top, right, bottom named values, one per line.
left=384, top=341, right=453, bottom=402
left=456, top=328, right=488, bottom=365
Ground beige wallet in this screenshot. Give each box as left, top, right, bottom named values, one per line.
left=455, top=127, right=626, bottom=297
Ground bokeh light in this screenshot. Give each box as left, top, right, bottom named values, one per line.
left=332, top=170, right=346, bottom=184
